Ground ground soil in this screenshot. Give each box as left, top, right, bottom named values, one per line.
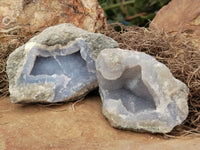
left=0, top=96, right=199, bottom=150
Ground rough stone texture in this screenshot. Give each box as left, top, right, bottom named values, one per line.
left=1, top=97, right=200, bottom=150
left=6, top=23, right=118, bottom=103
left=0, top=0, right=107, bottom=34
left=150, top=0, right=200, bottom=49
left=96, top=48, right=189, bottom=133
left=150, top=0, right=200, bottom=35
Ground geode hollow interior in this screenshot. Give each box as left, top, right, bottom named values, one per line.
left=20, top=39, right=96, bottom=102
left=6, top=23, right=119, bottom=103
left=96, top=48, right=189, bottom=133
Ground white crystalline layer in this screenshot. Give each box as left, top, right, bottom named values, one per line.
left=96, top=48, right=189, bottom=133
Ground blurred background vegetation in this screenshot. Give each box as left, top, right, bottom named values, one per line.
left=98, top=0, right=170, bottom=27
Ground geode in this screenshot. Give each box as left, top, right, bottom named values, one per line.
left=96, top=48, right=189, bottom=133
left=6, top=23, right=118, bottom=103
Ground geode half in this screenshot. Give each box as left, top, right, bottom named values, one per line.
left=6, top=23, right=118, bottom=103
left=96, top=48, right=189, bottom=133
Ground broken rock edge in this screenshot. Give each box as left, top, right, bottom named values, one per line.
left=6, top=23, right=119, bottom=103
left=8, top=39, right=97, bottom=103
left=96, top=48, right=189, bottom=133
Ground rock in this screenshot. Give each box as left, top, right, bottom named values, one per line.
left=0, top=0, right=107, bottom=43
left=0, top=0, right=106, bottom=32
left=150, top=0, right=200, bottom=35
left=150, top=0, right=200, bottom=49
left=96, top=48, right=189, bottom=133
left=6, top=23, right=118, bottom=103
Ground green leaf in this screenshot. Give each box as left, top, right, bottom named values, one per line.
left=158, top=0, right=170, bottom=6
left=134, top=0, right=146, bottom=12
left=115, top=13, right=125, bottom=22
left=98, top=0, right=170, bottom=27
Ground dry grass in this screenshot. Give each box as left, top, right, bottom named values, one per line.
left=0, top=27, right=34, bottom=97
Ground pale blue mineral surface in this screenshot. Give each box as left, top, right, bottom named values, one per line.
left=96, top=48, right=189, bottom=133
left=20, top=39, right=96, bottom=102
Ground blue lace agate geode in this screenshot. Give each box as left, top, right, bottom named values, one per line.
left=6, top=23, right=118, bottom=103
left=96, top=48, right=189, bottom=133
left=20, top=39, right=96, bottom=102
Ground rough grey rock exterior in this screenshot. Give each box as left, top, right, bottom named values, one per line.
left=6, top=23, right=118, bottom=103
left=96, top=48, right=189, bottom=133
